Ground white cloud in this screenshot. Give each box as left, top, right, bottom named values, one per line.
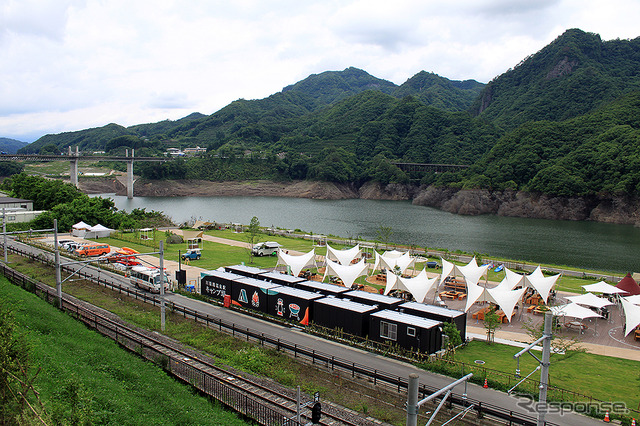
left=0, top=0, right=638, bottom=142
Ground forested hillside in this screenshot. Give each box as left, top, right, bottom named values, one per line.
left=14, top=28, right=640, bottom=200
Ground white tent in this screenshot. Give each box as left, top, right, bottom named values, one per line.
left=326, top=244, right=361, bottom=265
left=440, top=258, right=455, bottom=282
left=493, top=267, right=526, bottom=291
left=550, top=303, right=601, bottom=320
left=87, top=223, right=112, bottom=238
left=464, top=281, right=487, bottom=313
left=623, top=295, right=640, bottom=305
left=459, top=259, right=490, bottom=286
left=323, top=258, right=368, bottom=288
left=373, top=251, right=415, bottom=275
left=485, top=287, right=527, bottom=322
left=277, top=249, right=316, bottom=278
left=582, top=281, right=627, bottom=294
left=621, top=298, right=640, bottom=336
left=566, top=293, right=613, bottom=309
left=71, top=221, right=92, bottom=237
left=383, top=269, right=438, bottom=303
left=525, top=267, right=560, bottom=303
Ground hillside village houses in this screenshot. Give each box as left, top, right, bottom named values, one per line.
left=0, top=196, right=45, bottom=223
left=165, top=146, right=207, bottom=157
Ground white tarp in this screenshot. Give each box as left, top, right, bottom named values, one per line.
left=71, top=221, right=92, bottom=237
left=464, top=281, right=487, bottom=313
left=525, top=267, right=560, bottom=303
left=440, top=258, right=455, bottom=281
left=566, top=293, right=613, bottom=309
left=373, top=251, right=415, bottom=274
left=326, top=244, right=361, bottom=265
left=458, top=258, right=489, bottom=286
left=550, top=303, right=601, bottom=320
left=72, top=221, right=91, bottom=230
left=277, top=249, right=316, bottom=278
left=486, top=287, right=527, bottom=322
left=323, top=258, right=368, bottom=288
left=582, top=281, right=627, bottom=294
left=86, top=223, right=113, bottom=238
left=384, top=269, right=438, bottom=303
left=621, top=298, right=640, bottom=336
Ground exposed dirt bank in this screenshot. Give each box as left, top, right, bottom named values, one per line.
left=79, top=178, right=640, bottom=226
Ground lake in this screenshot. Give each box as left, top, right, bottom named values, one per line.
left=96, top=194, right=640, bottom=273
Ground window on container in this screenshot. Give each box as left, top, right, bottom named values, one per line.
left=380, top=321, right=397, bottom=341
left=407, top=326, right=416, bottom=337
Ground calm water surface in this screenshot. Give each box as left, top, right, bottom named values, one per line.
left=97, top=194, right=640, bottom=273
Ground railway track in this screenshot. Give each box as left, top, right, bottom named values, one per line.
left=59, top=290, right=380, bottom=426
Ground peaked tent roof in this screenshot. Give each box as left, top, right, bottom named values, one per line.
left=464, top=281, right=487, bottom=313
left=384, top=269, right=438, bottom=303
left=525, top=266, right=560, bottom=303
left=373, top=251, right=415, bottom=274
left=458, top=258, right=489, bottom=287
left=550, top=303, right=601, bottom=320
left=617, top=273, right=640, bottom=295
left=72, top=221, right=91, bottom=230
left=621, top=298, right=640, bottom=336
left=623, top=294, right=640, bottom=305
left=493, top=267, right=526, bottom=291
left=486, top=287, right=527, bottom=322
left=277, top=249, right=316, bottom=278
left=323, top=258, right=368, bottom=288
left=90, top=224, right=112, bottom=232
left=326, top=244, right=360, bottom=265
left=582, top=281, right=627, bottom=294
left=566, top=292, right=613, bottom=309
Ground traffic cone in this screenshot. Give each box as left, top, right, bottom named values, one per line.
left=483, top=378, right=488, bottom=389
left=603, top=411, right=610, bottom=422
left=631, top=418, right=635, bottom=426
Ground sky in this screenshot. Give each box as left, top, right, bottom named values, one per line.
left=1, top=0, right=639, bottom=142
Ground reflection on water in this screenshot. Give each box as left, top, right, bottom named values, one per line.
left=95, top=194, right=640, bottom=273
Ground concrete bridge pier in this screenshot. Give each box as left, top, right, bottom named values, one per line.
left=126, top=148, right=134, bottom=199
left=69, top=146, right=79, bottom=188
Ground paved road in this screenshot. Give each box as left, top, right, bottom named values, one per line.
left=16, top=237, right=607, bottom=425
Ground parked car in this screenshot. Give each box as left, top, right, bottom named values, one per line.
left=251, top=241, right=281, bottom=256
left=426, top=261, right=440, bottom=268
left=181, top=248, right=201, bottom=260
left=63, top=242, right=82, bottom=252
left=57, top=239, right=74, bottom=249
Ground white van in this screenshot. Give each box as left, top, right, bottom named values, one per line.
left=251, top=241, right=281, bottom=256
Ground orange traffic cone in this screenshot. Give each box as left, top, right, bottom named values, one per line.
left=603, top=411, right=610, bottom=422
left=483, top=378, right=488, bottom=389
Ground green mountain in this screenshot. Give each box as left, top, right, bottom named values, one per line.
left=474, top=28, right=640, bottom=130
left=393, top=71, right=484, bottom=111
left=0, top=137, right=29, bottom=154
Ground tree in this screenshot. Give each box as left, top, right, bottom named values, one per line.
left=442, top=321, right=462, bottom=359
left=376, top=225, right=393, bottom=249
left=245, top=216, right=261, bottom=263
left=483, top=307, right=501, bottom=344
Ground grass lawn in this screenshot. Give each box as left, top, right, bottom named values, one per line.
left=444, top=340, right=640, bottom=411
left=0, top=277, right=247, bottom=425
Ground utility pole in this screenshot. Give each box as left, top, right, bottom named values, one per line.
left=159, top=240, right=165, bottom=331
left=538, top=312, right=552, bottom=426
left=54, top=219, right=62, bottom=308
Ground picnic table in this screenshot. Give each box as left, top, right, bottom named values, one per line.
left=565, top=321, right=588, bottom=334
left=444, top=279, right=466, bottom=291
left=439, top=290, right=459, bottom=300
left=635, top=326, right=640, bottom=341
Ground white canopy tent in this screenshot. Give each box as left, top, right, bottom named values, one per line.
left=621, top=298, right=640, bottom=336
left=323, top=258, right=368, bottom=288
left=485, top=287, right=527, bottom=322
left=326, top=244, right=361, bottom=265
left=566, top=293, right=613, bottom=309
left=383, top=269, right=438, bottom=303
left=525, top=267, right=560, bottom=303
left=277, top=249, right=316, bottom=278
left=624, top=295, right=640, bottom=305
left=550, top=303, right=601, bottom=320
left=493, top=267, right=526, bottom=291
left=71, top=221, right=92, bottom=237
left=582, top=281, right=627, bottom=295
left=86, top=223, right=113, bottom=238
left=373, top=251, right=415, bottom=275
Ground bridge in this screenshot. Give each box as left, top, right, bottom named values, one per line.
left=391, top=162, right=470, bottom=174
left=0, top=147, right=168, bottom=199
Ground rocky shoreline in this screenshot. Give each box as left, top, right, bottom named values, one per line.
left=79, top=177, right=640, bottom=226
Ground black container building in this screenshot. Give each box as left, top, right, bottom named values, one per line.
left=294, top=280, right=351, bottom=297
left=398, top=302, right=467, bottom=341
left=231, top=277, right=280, bottom=313
left=200, top=270, right=243, bottom=301
left=224, top=264, right=268, bottom=279
left=342, top=290, right=403, bottom=311
left=312, top=297, right=378, bottom=337
left=258, top=271, right=306, bottom=287
left=369, top=310, right=443, bottom=354
left=266, top=286, right=323, bottom=325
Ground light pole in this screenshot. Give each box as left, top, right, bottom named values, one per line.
left=159, top=240, right=165, bottom=331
